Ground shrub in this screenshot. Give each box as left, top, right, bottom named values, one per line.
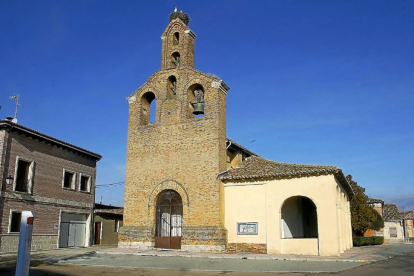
left=353, top=236, right=384, bottom=246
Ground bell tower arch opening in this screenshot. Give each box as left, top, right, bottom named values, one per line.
left=187, top=84, right=205, bottom=118
left=171, top=52, right=181, bottom=67
left=141, top=92, right=156, bottom=125
left=167, top=75, right=177, bottom=99
left=173, top=32, right=179, bottom=45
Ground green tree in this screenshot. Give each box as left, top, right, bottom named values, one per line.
left=346, top=175, right=384, bottom=236
left=371, top=208, right=385, bottom=231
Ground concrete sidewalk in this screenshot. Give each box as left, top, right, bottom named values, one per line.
left=97, top=243, right=414, bottom=263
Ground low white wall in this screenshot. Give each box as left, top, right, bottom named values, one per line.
left=224, top=174, right=352, bottom=256
left=281, top=238, right=319, bottom=255
left=384, top=221, right=404, bottom=242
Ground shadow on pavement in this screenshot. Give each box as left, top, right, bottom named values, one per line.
left=0, top=267, right=70, bottom=276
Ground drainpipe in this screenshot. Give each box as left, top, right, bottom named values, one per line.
left=226, top=140, right=232, bottom=150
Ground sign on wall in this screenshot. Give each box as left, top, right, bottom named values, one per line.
left=237, top=222, right=258, bottom=235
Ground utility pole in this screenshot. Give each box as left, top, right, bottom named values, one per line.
left=402, top=207, right=407, bottom=242
left=9, top=94, right=20, bottom=119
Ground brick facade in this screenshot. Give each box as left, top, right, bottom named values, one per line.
left=0, top=122, right=101, bottom=252
left=121, top=13, right=229, bottom=251
left=227, top=243, right=267, bottom=254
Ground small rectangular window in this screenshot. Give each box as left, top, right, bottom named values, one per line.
left=10, top=212, right=22, bottom=233
left=63, top=171, right=75, bottom=189
left=80, top=175, right=90, bottom=192
left=237, top=222, right=258, bottom=235
left=389, top=227, right=397, bottom=238
left=15, top=159, right=32, bottom=193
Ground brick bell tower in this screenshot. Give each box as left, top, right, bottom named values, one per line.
left=120, top=9, right=229, bottom=252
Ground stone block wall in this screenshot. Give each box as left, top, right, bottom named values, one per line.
left=0, top=235, right=58, bottom=252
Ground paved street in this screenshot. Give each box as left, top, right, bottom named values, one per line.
left=0, top=244, right=413, bottom=275
left=1, top=251, right=414, bottom=276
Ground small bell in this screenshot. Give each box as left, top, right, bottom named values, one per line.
left=193, top=103, right=204, bottom=115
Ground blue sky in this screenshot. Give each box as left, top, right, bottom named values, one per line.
left=1, top=1, right=413, bottom=209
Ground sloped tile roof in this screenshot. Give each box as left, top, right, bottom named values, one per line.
left=220, top=155, right=339, bottom=180
left=384, top=204, right=401, bottom=221
left=402, top=210, right=414, bottom=220
left=226, top=138, right=258, bottom=157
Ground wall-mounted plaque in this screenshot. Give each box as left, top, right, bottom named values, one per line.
left=237, top=222, right=258, bottom=235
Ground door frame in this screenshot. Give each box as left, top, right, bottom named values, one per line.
left=94, top=221, right=102, bottom=245
left=154, top=190, right=183, bottom=249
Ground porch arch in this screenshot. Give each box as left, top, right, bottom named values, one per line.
left=281, top=196, right=318, bottom=239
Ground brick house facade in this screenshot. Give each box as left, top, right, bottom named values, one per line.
left=0, top=119, right=101, bottom=252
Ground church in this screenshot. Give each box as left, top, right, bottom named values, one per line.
left=120, top=9, right=353, bottom=256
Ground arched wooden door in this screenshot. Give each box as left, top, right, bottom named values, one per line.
left=155, top=190, right=183, bottom=249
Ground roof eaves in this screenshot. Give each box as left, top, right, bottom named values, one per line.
left=226, top=138, right=258, bottom=157
left=0, top=120, right=102, bottom=161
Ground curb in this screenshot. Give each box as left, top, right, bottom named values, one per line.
left=95, top=250, right=381, bottom=263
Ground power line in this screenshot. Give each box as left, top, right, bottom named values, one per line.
left=96, top=181, right=124, bottom=188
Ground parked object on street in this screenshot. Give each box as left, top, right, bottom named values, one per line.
left=15, top=211, right=37, bottom=276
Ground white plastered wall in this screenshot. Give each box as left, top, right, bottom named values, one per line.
left=224, top=174, right=353, bottom=256
left=384, top=221, right=404, bottom=242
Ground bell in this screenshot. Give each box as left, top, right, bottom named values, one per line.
left=193, top=103, right=204, bottom=115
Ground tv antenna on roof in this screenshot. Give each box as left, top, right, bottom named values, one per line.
left=9, top=94, right=20, bottom=122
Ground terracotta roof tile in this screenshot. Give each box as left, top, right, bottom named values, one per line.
left=383, top=204, right=401, bottom=220
left=219, top=155, right=339, bottom=180
left=402, top=210, right=414, bottom=220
